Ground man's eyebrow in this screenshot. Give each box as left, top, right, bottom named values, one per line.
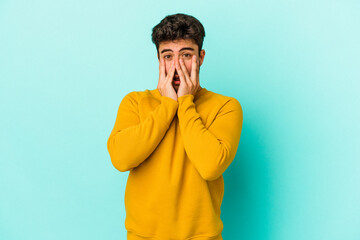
left=160, top=47, right=195, bottom=54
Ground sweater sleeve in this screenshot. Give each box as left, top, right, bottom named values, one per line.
left=107, top=91, right=179, bottom=172
left=177, top=94, right=243, bottom=181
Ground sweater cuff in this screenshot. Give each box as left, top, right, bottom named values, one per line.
left=177, top=94, right=194, bottom=104
left=177, top=94, right=195, bottom=116
left=161, top=95, right=179, bottom=107
left=159, top=95, right=179, bottom=124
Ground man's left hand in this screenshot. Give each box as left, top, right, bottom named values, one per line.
left=176, top=55, right=200, bottom=98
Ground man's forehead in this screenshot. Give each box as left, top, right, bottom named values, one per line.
left=159, top=39, right=197, bottom=52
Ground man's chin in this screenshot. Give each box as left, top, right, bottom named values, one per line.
left=172, top=83, right=179, bottom=90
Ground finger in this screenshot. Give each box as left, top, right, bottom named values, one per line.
left=166, top=62, right=176, bottom=84
left=179, top=58, right=190, bottom=82
left=175, top=62, right=187, bottom=86
left=191, top=55, right=197, bottom=83
left=159, top=58, right=165, bottom=79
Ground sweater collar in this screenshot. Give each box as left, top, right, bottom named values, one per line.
left=153, top=87, right=207, bottom=99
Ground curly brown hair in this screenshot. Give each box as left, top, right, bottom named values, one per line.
left=151, top=13, right=206, bottom=58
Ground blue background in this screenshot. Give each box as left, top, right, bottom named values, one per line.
left=1, top=0, right=359, bottom=239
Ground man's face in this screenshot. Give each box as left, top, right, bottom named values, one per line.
left=158, top=39, right=205, bottom=91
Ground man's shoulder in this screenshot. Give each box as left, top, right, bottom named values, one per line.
left=123, top=88, right=159, bottom=101
left=203, top=89, right=241, bottom=107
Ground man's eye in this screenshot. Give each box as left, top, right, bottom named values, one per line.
left=183, top=54, right=191, bottom=57
left=164, top=55, right=171, bottom=59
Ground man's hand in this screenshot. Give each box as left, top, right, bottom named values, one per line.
left=176, top=55, right=201, bottom=98
left=157, top=58, right=178, bottom=102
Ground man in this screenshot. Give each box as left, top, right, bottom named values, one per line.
left=107, top=13, right=243, bottom=240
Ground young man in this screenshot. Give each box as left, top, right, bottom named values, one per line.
left=107, top=13, right=243, bottom=240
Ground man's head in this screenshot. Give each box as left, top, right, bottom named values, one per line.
left=151, top=13, right=206, bottom=90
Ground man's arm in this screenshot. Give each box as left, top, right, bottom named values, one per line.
left=177, top=95, right=243, bottom=181
left=107, top=91, right=178, bottom=172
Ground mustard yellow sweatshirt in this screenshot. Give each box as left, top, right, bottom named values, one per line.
left=107, top=87, right=243, bottom=240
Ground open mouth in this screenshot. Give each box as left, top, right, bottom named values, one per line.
left=173, top=74, right=180, bottom=84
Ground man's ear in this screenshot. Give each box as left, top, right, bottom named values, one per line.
left=199, top=49, right=205, bottom=66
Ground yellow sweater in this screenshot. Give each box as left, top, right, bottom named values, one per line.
left=107, top=87, right=243, bottom=240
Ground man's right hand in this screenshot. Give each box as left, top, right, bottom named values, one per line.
left=157, top=58, right=178, bottom=102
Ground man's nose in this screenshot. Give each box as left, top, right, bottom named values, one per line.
left=171, top=59, right=179, bottom=75
left=173, top=57, right=180, bottom=66
left=170, top=60, right=178, bottom=74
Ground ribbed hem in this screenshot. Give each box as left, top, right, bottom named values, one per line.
left=127, top=230, right=222, bottom=240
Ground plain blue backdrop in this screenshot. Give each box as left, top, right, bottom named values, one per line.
left=0, top=0, right=359, bottom=239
